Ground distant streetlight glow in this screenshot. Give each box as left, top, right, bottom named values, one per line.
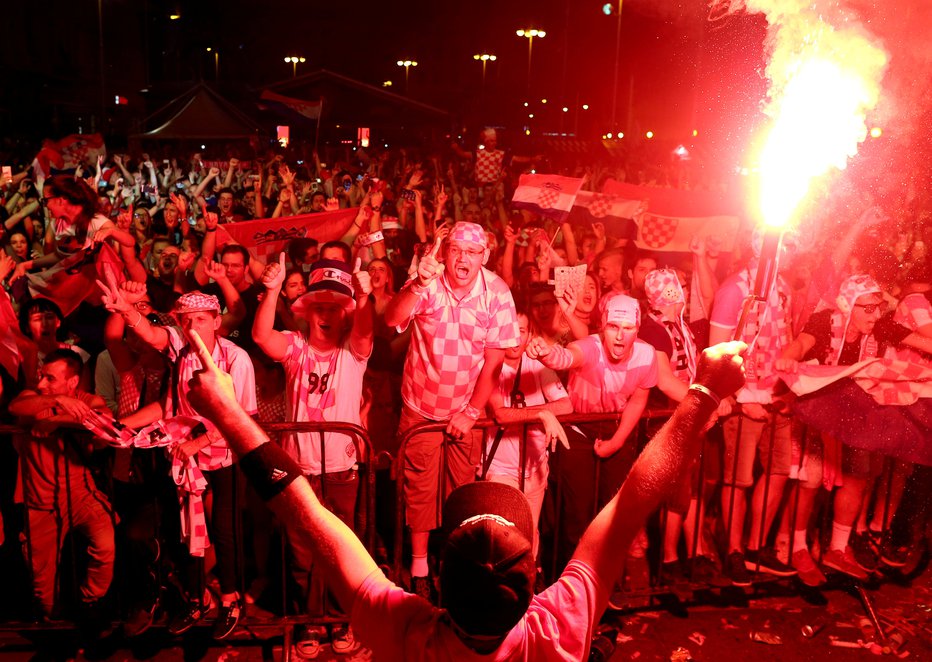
left=562, top=107, right=569, bottom=112
left=472, top=53, right=497, bottom=90
left=396, top=60, right=418, bottom=93
left=516, top=28, right=546, bottom=97
left=692, top=129, right=699, bottom=137
left=606, top=132, right=613, bottom=139
left=582, top=104, right=589, bottom=110
left=284, top=56, right=306, bottom=77
left=382, top=80, right=392, bottom=87
left=646, top=131, right=654, bottom=139
left=870, top=126, right=882, bottom=138
left=169, top=14, right=181, bottom=20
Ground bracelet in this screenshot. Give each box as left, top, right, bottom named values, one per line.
left=239, top=442, right=304, bottom=502
left=461, top=404, right=481, bottom=420
left=407, top=280, right=427, bottom=296
left=126, top=310, right=144, bottom=328
left=688, top=383, right=721, bottom=407
left=205, top=227, right=217, bottom=233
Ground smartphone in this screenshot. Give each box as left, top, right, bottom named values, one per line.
left=343, top=181, right=352, bottom=192
left=175, top=181, right=186, bottom=189
left=356, top=174, right=364, bottom=182
left=401, top=188, right=416, bottom=202
left=1, top=166, right=11, bottom=186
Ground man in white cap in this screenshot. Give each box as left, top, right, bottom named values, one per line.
left=384, top=220, right=519, bottom=600
left=777, top=273, right=932, bottom=582
left=100, top=285, right=256, bottom=639
left=526, top=293, right=657, bottom=596
left=253, top=255, right=373, bottom=655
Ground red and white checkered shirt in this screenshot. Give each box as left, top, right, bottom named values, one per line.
left=399, top=268, right=519, bottom=420
left=567, top=336, right=658, bottom=413
left=164, top=328, right=257, bottom=471
left=475, top=148, right=505, bottom=184
left=892, top=293, right=932, bottom=366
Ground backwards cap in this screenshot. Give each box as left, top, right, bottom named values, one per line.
left=291, top=259, right=356, bottom=316
left=601, top=293, right=641, bottom=327
left=440, top=482, right=536, bottom=637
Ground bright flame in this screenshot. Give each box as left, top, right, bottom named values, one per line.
left=747, top=1, right=888, bottom=229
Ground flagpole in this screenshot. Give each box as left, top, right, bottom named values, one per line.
left=314, top=99, right=323, bottom=153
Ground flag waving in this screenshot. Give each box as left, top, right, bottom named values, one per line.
left=511, top=174, right=584, bottom=222
left=216, top=208, right=358, bottom=262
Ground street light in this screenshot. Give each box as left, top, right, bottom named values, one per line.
left=516, top=28, right=545, bottom=99
left=472, top=53, right=497, bottom=89
left=284, top=56, right=306, bottom=78
left=396, top=59, right=418, bottom=93
left=206, top=47, right=218, bottom=79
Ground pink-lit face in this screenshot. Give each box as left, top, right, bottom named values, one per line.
left=600, top=320, right=638, bottom=363
left=9, top=233, right=28, bottom=258
left=282, top=272, right=307, bottom=302
left=367, top=261, right=390, bottom=290
left=506, top=314, right=530, bottom=361
left=444, top=240, right=484, bottom=289
left=577, top=275, right=599, bottom=315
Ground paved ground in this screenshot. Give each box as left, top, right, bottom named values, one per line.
left=0, top=563, right=929, bottom=660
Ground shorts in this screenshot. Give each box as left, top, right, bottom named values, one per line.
left=721, top=409, right=791, bottom=488
left=399, top=406, right=482, bottom=533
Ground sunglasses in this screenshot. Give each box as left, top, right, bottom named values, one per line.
left=853, top=302, right=886, bottom=315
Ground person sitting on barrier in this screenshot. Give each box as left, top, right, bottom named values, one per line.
left=383, top=221, right=519, bottom=603
left=9, top=349, right=116, bottom=632
left=182, top=326, right=747, bottom=660
left=526, top=293, right=657, bottom=607
left=639, top=268, right=730, bottom=587
left=481, top=304, right=572, bottom=563
left=253, top=254, right=373, bottom=657
left=776, top=273, right=932, bottom=582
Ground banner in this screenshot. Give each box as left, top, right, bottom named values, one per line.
left=259, top=90, right=323, bottom=120
left=511, top=174, right=584, bottom=222
left=32, top=133, right=107, bottom=180
left=601, top=179, right=741, bottom=253
left=216, top=208, right=358, bottom=261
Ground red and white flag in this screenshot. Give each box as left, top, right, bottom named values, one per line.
left=32, top=133, right=107, bottom=180
left=511, top=174, right=584, bottom=221
left=601, top=179, right=740, bottom=253
left=217, top=208, right=358, bottom=262
left=26, top=242, right=125, bottom=317
left=259, top=90, right=323, bottom=120
left=569, top=190, right=646, bottom=238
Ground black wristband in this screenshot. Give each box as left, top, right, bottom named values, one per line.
left=238, top=442, right=304, bottom=501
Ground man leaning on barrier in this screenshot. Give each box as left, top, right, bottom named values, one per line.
left=183, top=327, right=747, bottom=660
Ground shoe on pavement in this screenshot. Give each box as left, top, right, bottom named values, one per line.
left=294, top=625, right=326, bottom=660
left=212, top=601, right=241, bottom=640
left=331, top=625, right=360, bottom=655
left=744, top=548, right=798, bottom=577
left=658, top=560, right=686, bottom=586
left=726, top=551, right=752, bottom=587
left=878, top=531, right=908, bottom=568
left=791, top=549, right=827, bottom=587
left=123, top=600, right=158, bottom=638
left=850, top=531, right=879, bottom=573
left=167, top=600, right=209, bottom=636
left=822, top=546, right=869, bottom=581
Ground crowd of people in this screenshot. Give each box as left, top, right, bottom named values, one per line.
left=0, top=128, right=930, bottom=658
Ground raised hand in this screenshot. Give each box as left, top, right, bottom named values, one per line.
left=260, top=253, right=286, bottom=290
left=416, top=233, right=445, bottom=287
left=557, top=283, right=578, bottom=316
left=204, top=260, right=228, bottom=283
left=186, top=330, right=237, bottom=416
left=353, top=257, right=372, bottom=298
left=524, top=336, right=552, bottom=361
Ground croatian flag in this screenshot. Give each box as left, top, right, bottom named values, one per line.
left=32, top=133, right=107, bottom=181
left=259, top=90, right=323, bottom=120
left=601, top=179, right=740, bottom=253
left=216, top=208, right=358, bottom=262
left=569, top=190, right=645, bottom=239
left=511, top=174, right=584, bottom=221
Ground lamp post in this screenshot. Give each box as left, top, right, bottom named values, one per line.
left=604, top=2, right=624, bottom=132
left=284, top=56, right=306, bottom=78
left=396, top=60, right=418, bottom=94
left=516, top=28, right=545, bottom=100
left=206, top=47, right=219, bottom=80
left=472, top=53, right=497, bottom=89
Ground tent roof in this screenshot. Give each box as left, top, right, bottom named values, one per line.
left=137, top=83, right=261, bottom=140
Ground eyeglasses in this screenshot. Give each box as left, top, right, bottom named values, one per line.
left=40, top=196, right=59, bottom=207
left=448, top=246, right=484, bottom=259
left=854, top=302, right=887, bottom=315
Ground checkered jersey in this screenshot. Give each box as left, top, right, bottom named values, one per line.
left=567, top=336, right=658, bottom=413
left=279, top=333, right=369, bottom=475
left=710, top=268, right=792, bottom=403
left=400, top=268, right=519, bottom=420
left=892, top=293, right=932, bottom=366
left=475, top=148, right=505, bottom=184
left=164, top=328, right=257, bottom=470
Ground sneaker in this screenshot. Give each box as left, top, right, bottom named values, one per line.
left=822, top=547, right=869, bottom=581
left=791, top=549, right=827, bottom=587
left=212, top=601, right=241, bottom=640
left=850, top=532, right=879, bottom=573
left=331, top=625, right=360, bottom=655
left=294, top=625, right=325, bottom=660
left=878, top=532, right=908, bottom=568
left=167, top=601, right=209, bottom=636
left=744, top=548, right=798, bottom=577
left=726, top=551, right=752, bottom=587
left=690, top=555, right=731, bottom=587
left=123, top=600, right=158, bottom=638
left=411, top=576, right=435, bottom=604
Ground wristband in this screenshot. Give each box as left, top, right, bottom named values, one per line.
left=461, top=404, right=481, bottom=420
left=543, top=344, right=574, bottom=371
left=688, top=383, right=721, bottom=407
left=126, top=311, right=144, bottom=328
left=360, top=230, right=384, bottom=246
left=205, top=227, right=216, bottom=233
left=238, top=442, right=304, bottom=502
left=407, top=280, right=427, bottom=296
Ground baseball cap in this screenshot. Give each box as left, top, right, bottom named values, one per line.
left=292, top=259, right=356, bottom=315
left=601, top=293, right=641, bottom=326
left=439, top=482, right=536, bottom=637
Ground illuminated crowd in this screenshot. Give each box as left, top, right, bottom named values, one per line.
left=0, top=131, right=930, bottom=655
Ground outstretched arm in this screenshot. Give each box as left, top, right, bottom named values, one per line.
left=572, top=341, right=746, bottom=616
left=184, top=331, right=378, bottom=613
